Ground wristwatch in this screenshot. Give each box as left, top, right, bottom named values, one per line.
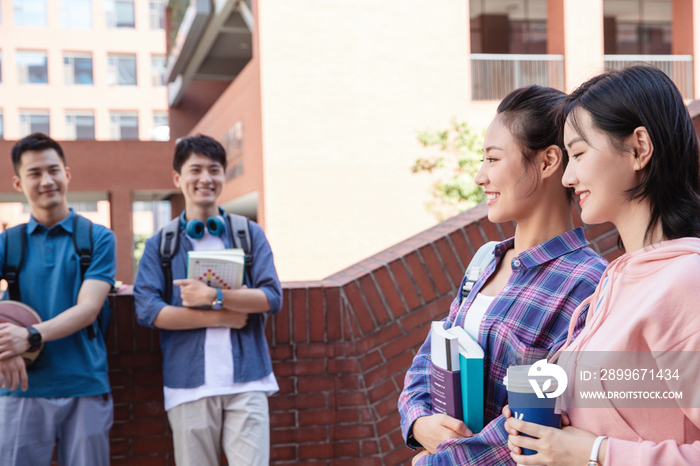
left=211, top=288, right=224, bottom=310
left=587, top=436, right=607, bottom=466
left=27, top=326, right=42, bottom=352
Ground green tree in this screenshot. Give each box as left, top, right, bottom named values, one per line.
left=133, top=233, right=149, bottom=273
left=412, top=118, right=486, bottom=221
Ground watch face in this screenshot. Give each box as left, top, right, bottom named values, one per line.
left=28, top=328, right=41, bottom=344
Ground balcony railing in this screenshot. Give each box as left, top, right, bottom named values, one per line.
left=604, top=55, right=694, bottom=100
left=471, top=54, right=565, bottom=101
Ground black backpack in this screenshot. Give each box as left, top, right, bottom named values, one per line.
left=159, top=213, right=253, bottom=303
left=2, top=214, right=109, bottom=340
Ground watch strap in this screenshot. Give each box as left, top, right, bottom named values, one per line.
left=212, top=288, right=224, bottom=309
left=27, top=326, right=42, bottom=352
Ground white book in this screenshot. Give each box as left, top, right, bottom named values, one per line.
left=431, top=321, right=460, bottom=372
left=447, top=326, right=485, bottom=359
left=187, top=248, right=246, bottom=290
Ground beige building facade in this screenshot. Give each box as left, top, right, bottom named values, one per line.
left=3, top=0, right=699, bottom=283
left=166, top=0, right=700, bottom=282
left=0, top=0, right=168, bottom=141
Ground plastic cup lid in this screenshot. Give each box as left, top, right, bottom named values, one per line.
left=505, top=364, right=558, bottom=393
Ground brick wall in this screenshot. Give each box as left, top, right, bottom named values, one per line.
left=106, top=204, right=619, bottom=465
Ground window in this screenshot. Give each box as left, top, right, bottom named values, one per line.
left=0, top=111, right=4, bottom=139
left=153, top=111, right=168, bottom=128
left=151, top=54, right=165, bottom=86
left=110, top=111, right=138, bottom=140
left=107, top=53, right=136, bottom=85
left=16, top=50, right=48, bottom=84
left=60, top=0, right=91, bottom=29
left=14, top=0, right=46, bottom=27
left=68, top=201, right=98, bottom=212
left=470, top=0, right=547, bottom=54
left=19, top=109, right=50, bottom=137
left=150, top=111, right=168, bottom=140
left=65, top=110, right=95, bottom=140
left=149, top=0, right=163, bottom=29
left=604, top=0, right=672, bottom=55
left=64, top=52, right=93, bottom=85
left=105, top=0, right=134, bottom=28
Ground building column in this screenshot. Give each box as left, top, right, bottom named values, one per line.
left=465, top=0, right=473, bottom=101
left=169, top=193, right=185, bottom=220
left=672, top=0, right=700, bottom=99
left=109, top=190, right=133, bottom=283
left=548, top=0, right=604, bottom=92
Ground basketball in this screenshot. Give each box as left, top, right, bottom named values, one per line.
left=0, top=301, right=44, bottom=365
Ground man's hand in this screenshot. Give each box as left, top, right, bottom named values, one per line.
left=412, top=414, right=472, bottom=454
left=219, top=310, right=249, bottom=329
left=0, top=323, right=31, bottom=360
left=0, top=355, right=28, bottom=392
left=174, top=279, right=217, bottom=308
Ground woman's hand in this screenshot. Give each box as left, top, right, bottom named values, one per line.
left=411, top=450, right=430, bottom=466
left=412, top=414, right=472, bottom=454
left=505, top=415, right=603, bottom=466
left=174, top=279, right=217, bottom=308
left=502, top=404, right=512, bottom=420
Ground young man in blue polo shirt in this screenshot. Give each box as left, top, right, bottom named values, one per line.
left=0, top=133, right=116, bottom=465
left=134, top=134, right=282, bottom=466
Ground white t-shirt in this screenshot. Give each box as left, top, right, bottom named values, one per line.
left=163, top=228, right=279, bottom=411
left=462, top=292, right=495, bottom=341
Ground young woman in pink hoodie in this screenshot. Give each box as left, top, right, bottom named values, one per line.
left=504, top=65, right=700, bottom=465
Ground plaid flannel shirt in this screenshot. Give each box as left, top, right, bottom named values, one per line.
left=398, top=227, right=607, bottom=465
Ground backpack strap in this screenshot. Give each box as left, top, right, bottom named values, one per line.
left=226, top=214, right=252, bottom=286
left=72, top=215, right=98, bottom=339
left=72, top=215, right=94, bottom=281
left=459, top=241, right=499, bottom=303
left=159, top=217, right=181, bottom=303
left=3, top=224, right=27, bottom=302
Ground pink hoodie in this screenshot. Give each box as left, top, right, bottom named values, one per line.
left=559, top=237, right=700, bottom=465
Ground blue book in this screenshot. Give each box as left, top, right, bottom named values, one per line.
left=448, top=326, right=485, bottom=433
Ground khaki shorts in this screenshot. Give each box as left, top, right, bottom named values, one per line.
left=167, top=391, right=270, bottom=466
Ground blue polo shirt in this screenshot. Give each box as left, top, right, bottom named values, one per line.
left=0, top=209, right=116, bottom=398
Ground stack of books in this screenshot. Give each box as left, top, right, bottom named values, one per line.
left=430, top=321, right=485, bottom=433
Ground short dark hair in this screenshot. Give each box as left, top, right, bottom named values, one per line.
left=496, top=85, right=570, bottom=200
left=558, top=65, right=700, bottom=244
left=11, top=133, right=66, bottom=175
left=173, top=134, right=227, bottom=173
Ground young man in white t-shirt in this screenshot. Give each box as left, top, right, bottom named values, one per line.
left=134, top=135, right=282, bottom=466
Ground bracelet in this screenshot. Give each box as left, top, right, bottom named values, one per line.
left=587, top=436, right=607, bottom=466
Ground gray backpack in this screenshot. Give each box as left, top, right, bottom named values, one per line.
left=458, top=241, right=499, bottom=303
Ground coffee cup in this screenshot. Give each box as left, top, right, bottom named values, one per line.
left=505, top=365, right=561, bottom=456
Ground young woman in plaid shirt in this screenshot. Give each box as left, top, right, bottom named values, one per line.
left=399, top=85, right=607, bottom=465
